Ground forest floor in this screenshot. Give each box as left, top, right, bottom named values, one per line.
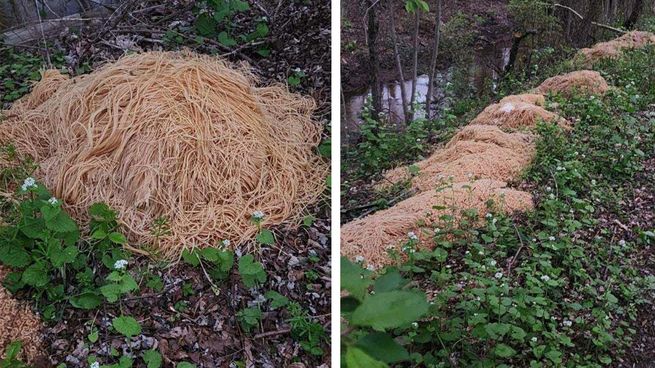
left=0, top=1, right=331, bottom=367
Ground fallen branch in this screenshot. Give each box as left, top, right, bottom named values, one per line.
left=552, top=3, right=626, bottom=34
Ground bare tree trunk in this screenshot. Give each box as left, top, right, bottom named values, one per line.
left=389, top=1, right=410, bottom=123
left=624, top=0, right=644, bottom=29
left=367, top=0, right=382, bottom=119
left=425, top=0, right=441, bottom=120
left=504, top=30, right=536, bottom=74
left=409, top=10, right=419, bottom=121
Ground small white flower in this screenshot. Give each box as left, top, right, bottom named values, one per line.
left=366, top=264, right=376, bottom=271
left=546, top=186, right=552, bottom=192
left=222, top=239, right=231, bottom=247
left=591, top=179, right=597, bottom=185
left=563, top=320, right=573, bottom=327
left=48, top=197, right=59, bottom=206
left=485, top=213, right=493, bottom=219
left=478, top=251, right=484, bottom=255
left=541, top=275, right=551, bottom=282
left=114, top=259, right=128, bottom=270
left=354, top=255, right=364, bottom=263
left=21, top=177, right=37, bottom=191
left=548, top=236, right=556, bottom=241
left=531, top=337, right=538, bottom=343
left=408, top=232, right=418, bottom=241
left=252, top=211, right=265, bottom=220
left=412, top=322, right=418, bottom=328
left=618, top=239, right=626, bottom=247
left=489, top=260, right=497, bottom=266
left=495, top=272, right=503, bottom=279
left=90, top=362, right=100, bottom=368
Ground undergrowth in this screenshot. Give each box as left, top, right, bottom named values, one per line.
left=341, top=46, right=655, bottom=367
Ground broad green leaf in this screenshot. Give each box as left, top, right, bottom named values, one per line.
left=195, top=13, right=217, bottom=37
left=345, top=346, right=387, bottom=368
left=356, top=332, right=409, bottom=363
left=108, top=232, right=127, bottom=244
left=22, top=262, right=49, bottom=287
left=218, top=31, right=237, bottom=47
left=494, top=344, right=517, bottom=358
left=238, top=254, right=267, bottom=288
left=0, top=242, right=32, bottom=268
left=351, top=291, right=429, bottom=331
left=50, top=245, right=79, bottom=267
left=45, top=211, right=78, bottom=233
left=341, top=257, right=372, bottom=300
left=265, top=290, right=289, bottom=310
left=181, top=249, right=200, bottom=267
left=112, top=316, right=141, bottom=338
left=142, top=349, right=162, bottom=368
left=70, top=292, right=103, bottom=309
left=374, top=268, right=407, bottom=293
left=256, top=229, right=275, bottom=245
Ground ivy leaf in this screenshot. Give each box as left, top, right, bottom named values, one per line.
left=112, top=316, right=142, bottom=338
left=351, top=291, right=429, bottom=331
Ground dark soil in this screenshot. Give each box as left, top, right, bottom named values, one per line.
left=43, top=203, right=331, bottom=368
left=3, top=1, right=331, bottom=367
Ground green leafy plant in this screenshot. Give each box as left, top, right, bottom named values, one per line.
left=142, top=349, right=162, bottom=368
left=0, top=179, right=131, bottom=319
left=193, top=0, right=269, bottom=54
left=0, top=341, right=31, bottom=368
left=112, top=316, right=142, bottom=338
left=287, top=301, right=328, bottom=356
left=238, top=254, right=267, bottom=288
left=341, top=257, right=428, bottom=366
left=237, top=306, right=262, bottom=333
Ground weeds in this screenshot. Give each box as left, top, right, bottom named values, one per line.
left=341, top=45, right=655, bottom=367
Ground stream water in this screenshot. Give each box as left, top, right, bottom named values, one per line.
left=342, top=42, right=512, bottom=145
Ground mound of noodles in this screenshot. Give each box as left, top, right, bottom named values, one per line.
left=0, top=51, right=328, bottom=258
